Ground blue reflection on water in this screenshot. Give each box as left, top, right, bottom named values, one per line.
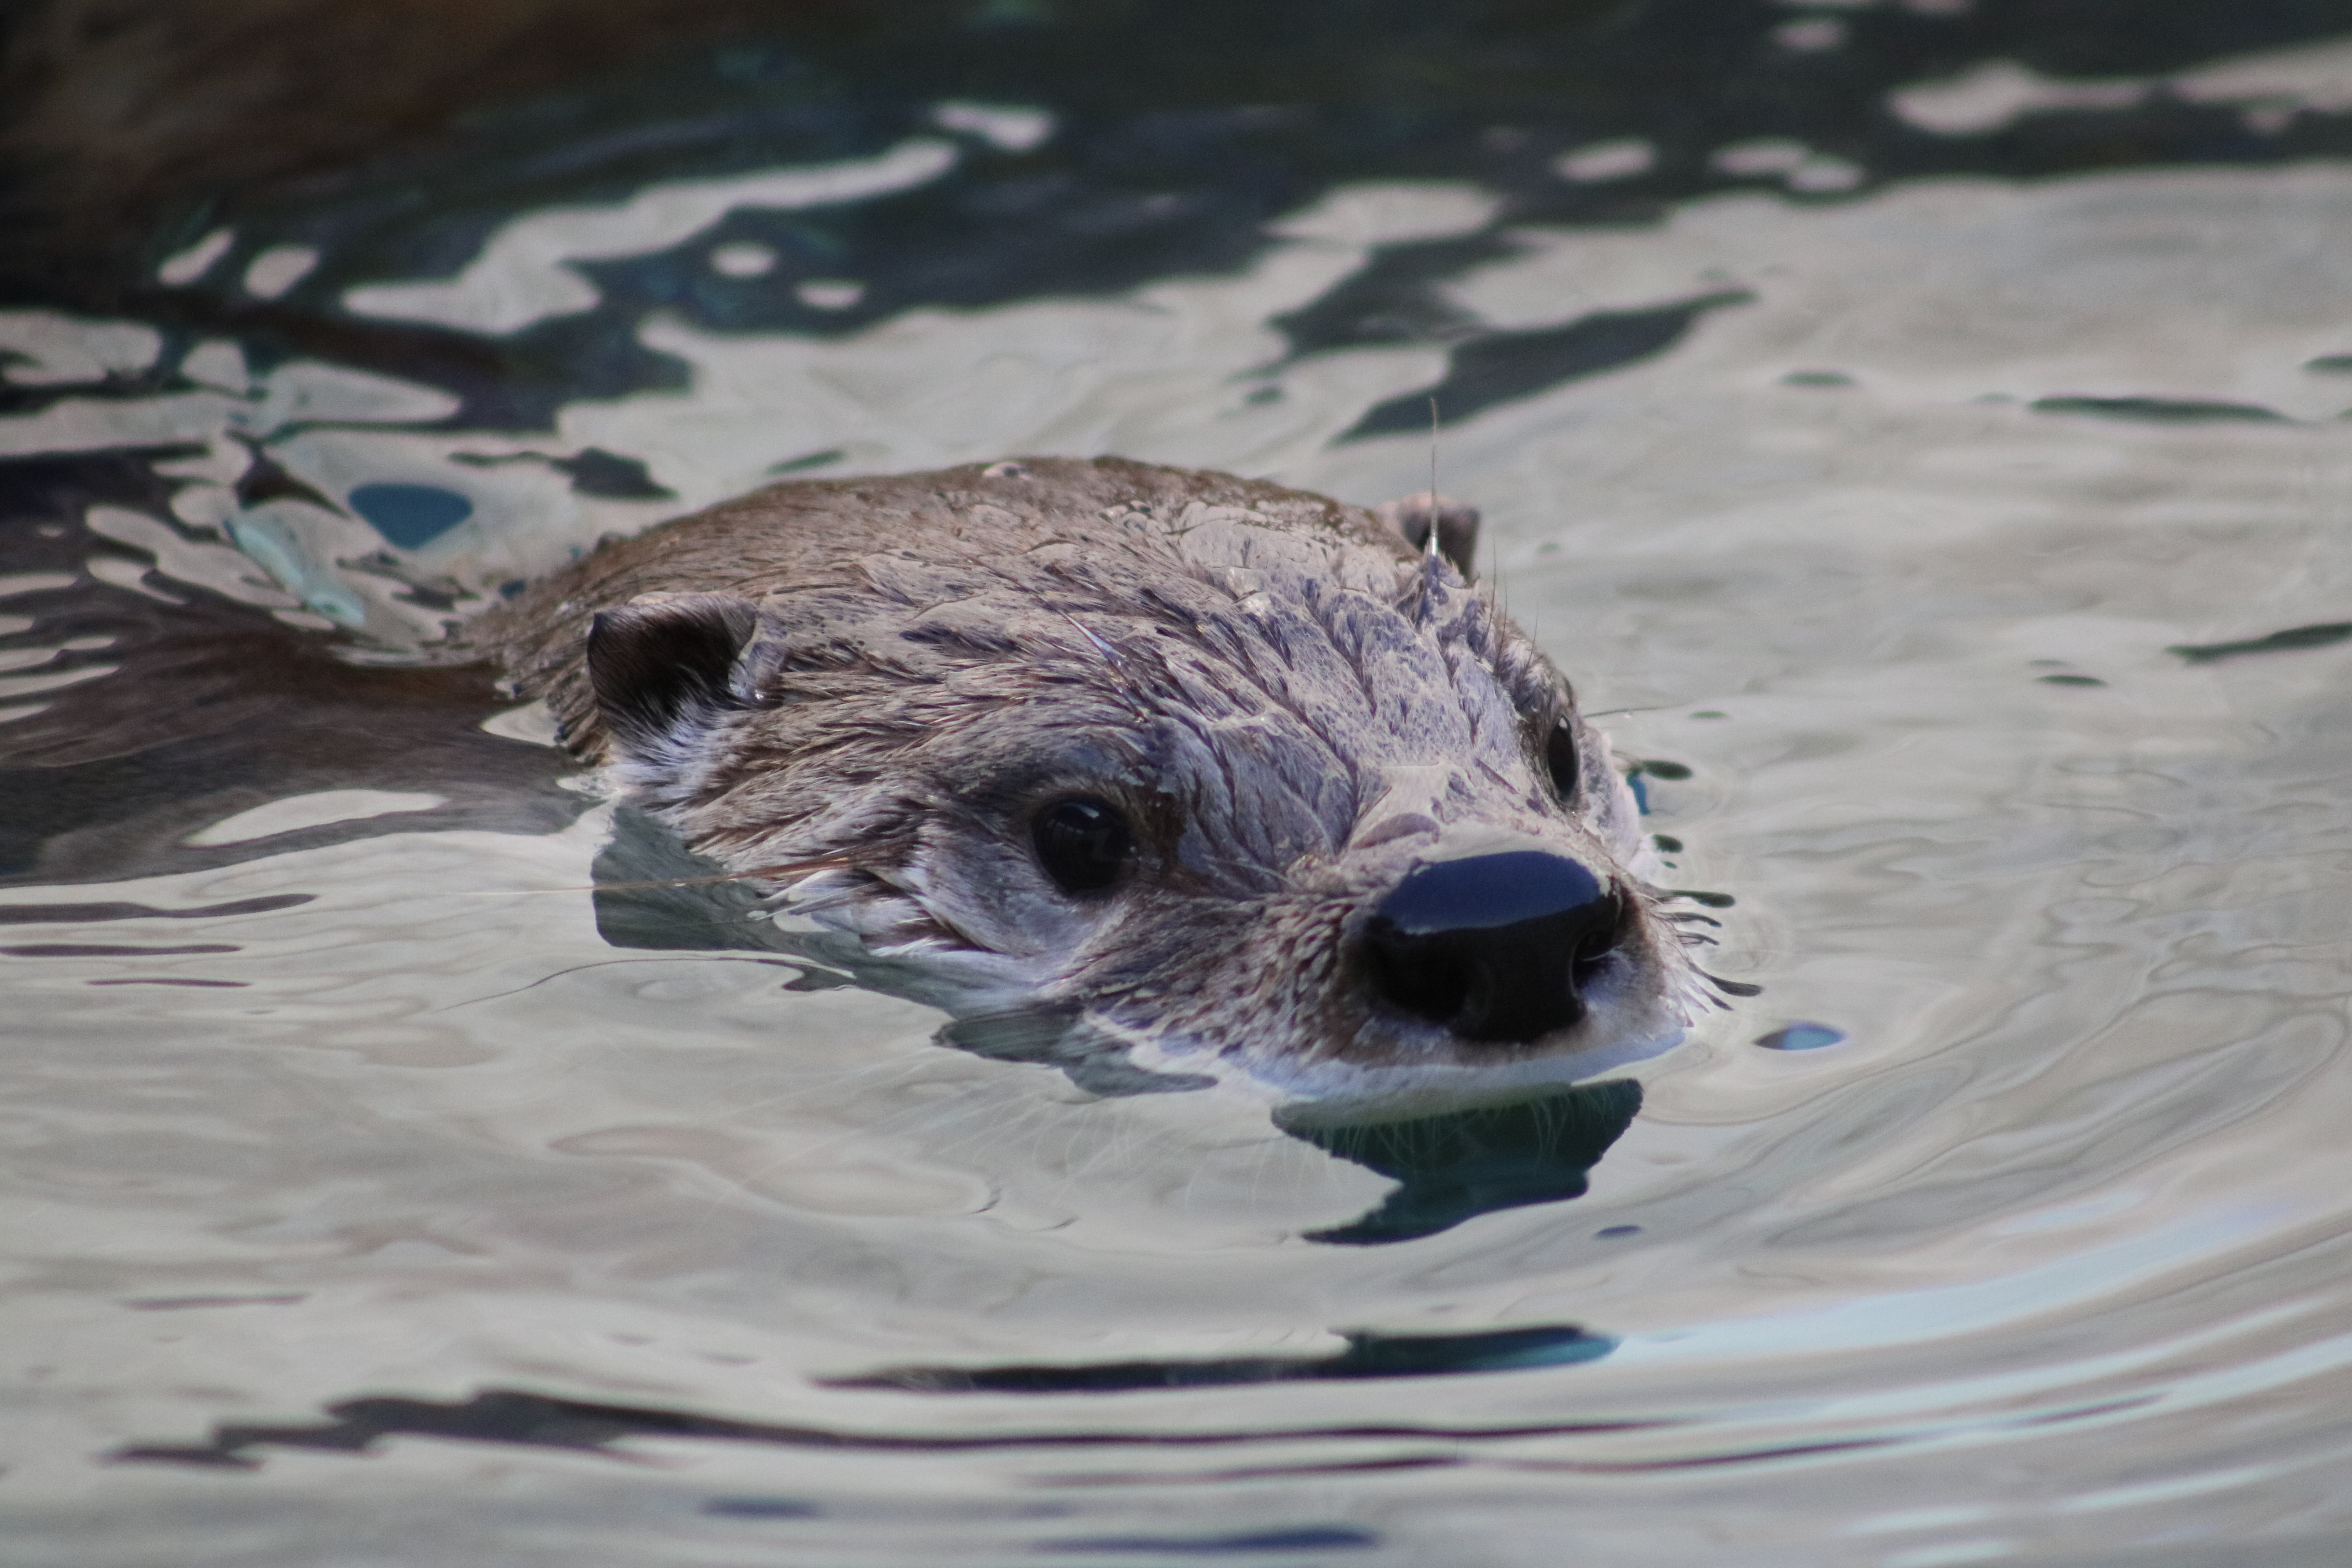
left=346, top=482, right=475, bottom=548
left=1755, top=1022, right=1847, bottom=1052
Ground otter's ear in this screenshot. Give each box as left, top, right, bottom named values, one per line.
left=586, top=593, right=759, bottom=758
left=1374, top=494, right=1481, bottom=582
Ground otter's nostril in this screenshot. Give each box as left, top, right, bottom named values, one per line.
left=1363, top=850, right=1625, bottom=1044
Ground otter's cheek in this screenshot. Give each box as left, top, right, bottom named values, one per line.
left=909, top=843, right=1096, bottom=960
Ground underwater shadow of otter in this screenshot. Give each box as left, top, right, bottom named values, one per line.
left=1285, top=1081, right=1639, bottom=1244
left=590, top=806, right=1641, bottom=1245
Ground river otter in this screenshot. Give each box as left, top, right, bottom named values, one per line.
left=475, top=457, right=1711, bottom=1123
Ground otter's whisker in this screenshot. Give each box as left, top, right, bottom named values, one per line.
left=429, top=955, right=802, bottom=1012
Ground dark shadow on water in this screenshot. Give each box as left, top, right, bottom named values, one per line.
left=937, top=1008, right=1218, bottom=1098
left=590, top=801, right=811, bottom=957
left=1039, top=1528, right=1379, bottom=1554
left=1268, top=230, right=1517, bottom=361
left=1288, top=1080, right=1644, bottom=1244
left=450, top=445, right=677, bottom=500
left=0, top=448, right=585, bottom=887
left=111, top=1377, right=1658, bottom=1470
left=2030, top=394, right=2290, bottom=424
left=1337, top=292, right=1752, bottom=441
left=826, top=1323, right=1613, bottom=1394
left=2168, top=621, right=2352, bottom=663
left=1336, top=296, right=1759, bottom=444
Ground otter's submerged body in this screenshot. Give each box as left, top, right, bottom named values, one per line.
left=478, top=457, right=1710, bottom=1124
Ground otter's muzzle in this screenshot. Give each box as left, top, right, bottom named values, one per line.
left=1362, top=850, right=1628, bottom=1044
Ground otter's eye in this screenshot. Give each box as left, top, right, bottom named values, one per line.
left=1544, top=717, right=1580, bottom=805
left=1032, top=797, right=1134, bottom=895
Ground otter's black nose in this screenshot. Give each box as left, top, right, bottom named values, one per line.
left=1363, top=851, right=1626, bottom=1043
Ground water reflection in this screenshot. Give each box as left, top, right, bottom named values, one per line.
left=834, top=1324, right=1615, bottom=1392
left=1293, top=1085, right=1644, bottom=1245
left=2167, top=621, right=2352, bottom=664
left=1336, top=290, right=1754, bottom=441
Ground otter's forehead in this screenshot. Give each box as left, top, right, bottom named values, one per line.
left=731, top=501, right=1564, bottom=882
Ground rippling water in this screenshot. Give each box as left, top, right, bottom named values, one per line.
left=11, top=4, right=2352, bottom=1563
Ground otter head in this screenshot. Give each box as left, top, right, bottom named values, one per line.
left=577, top=489, right=1711, bottom=1125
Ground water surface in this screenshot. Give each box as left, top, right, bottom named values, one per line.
left=9, top=5, right=2352, bottom=1563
